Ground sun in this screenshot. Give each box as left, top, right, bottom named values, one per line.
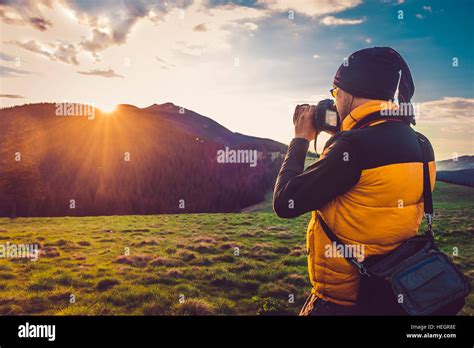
left=99, top=103, right=117, bottom=114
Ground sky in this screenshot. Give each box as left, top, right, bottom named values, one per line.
left=0, top=0, right=473, bottom=160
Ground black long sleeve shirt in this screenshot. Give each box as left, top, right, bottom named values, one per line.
left=273, top=135, right=362, bottom=218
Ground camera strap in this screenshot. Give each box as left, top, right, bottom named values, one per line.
left=316, top=133, right=435, bottom=275
left=417, top=133, right=434, bottom=236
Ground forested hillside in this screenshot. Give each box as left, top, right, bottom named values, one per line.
left=0, top=103, right=286, bottom=217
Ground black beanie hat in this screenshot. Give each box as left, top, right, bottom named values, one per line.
left=333, top=47, right=415, bottom=105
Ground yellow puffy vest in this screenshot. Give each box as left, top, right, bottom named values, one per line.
left=307, top=101, right=436, bottom=305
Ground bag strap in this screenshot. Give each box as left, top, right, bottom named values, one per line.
left=416, top=133, right=434, bottom=236
left=316, top=133, right=435, bottom=276
left=316, top=215, right=370, bottom=276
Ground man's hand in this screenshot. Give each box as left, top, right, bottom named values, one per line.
left=293, top=104, right=318, bottom=141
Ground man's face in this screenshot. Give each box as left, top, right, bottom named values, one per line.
left=335, top=88, right=353, bottom=122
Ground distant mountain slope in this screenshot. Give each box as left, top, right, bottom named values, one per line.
left=435, top=156, right=474, bottom=187
left=0, top=103, right=286, bottom=217
left=436, top=169, right=474, bottom=187
left=141, top=103, right=287, bottom=152
left=436, top=156, right=474, bottom=171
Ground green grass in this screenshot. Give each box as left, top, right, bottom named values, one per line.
left=0, top=181, right=472, bottom=315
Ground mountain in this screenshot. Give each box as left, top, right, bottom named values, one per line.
left=141, top=103, right=286, bottom=152
left=436, top=156, right=474, bottom=171
left=435, top=156, right=474, bottom=187
left=436, top=169, right=474, bottom=187
left=0, top=103, right=287, bottom=217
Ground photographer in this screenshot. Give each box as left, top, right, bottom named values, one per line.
left=273, top=47, right=436, bottom=315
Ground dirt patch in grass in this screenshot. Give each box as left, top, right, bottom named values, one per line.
left=48, top=291, right=72, bottom=302
left=193, top=237, right=218, bottom=244
left=239, top=232, right=262, bottom=237
left=41, top=247, right=60, bottom=258
left=266, top=226, right=287, bottom=231
left=172, top=298, right=216, bottom=315
left=72, top=254, right=86, bottom=260
left=250, top=249, right=279, bottom=261
left=285, top=273, right=309, bottom=287
left=165, top=247, right=176, bottom=254
left=165, top=269, right=185, bottom=278
left=272, top=246, right=291, bottom=254
left=251, top=243, right=273, bottom=251
left=189, top=257, right=213, bottom=266
left=260, top=282, right=296, bottom=298
left=97, top=278, right=121, bottom=291
left=114, top=255, right=151, bottom=267
left=219, top=242, right=241, bottom=250
left=0, top=272, right=15, bottom=280
left=187, top=242, right=220, bottom=254
left=212, top=254, right=235, bottom=263
left=228, top=261, right=256, bottom=273
left=176, top=250, right=196, bottom=261
left=44, top=239, right=69, bottom=247
left=142, top=302, right=169, bottom=315
left=133, top=239, right=159, bottom=246
left=149, top=257, right=186, bottom=267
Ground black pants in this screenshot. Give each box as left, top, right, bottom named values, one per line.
left=299, top=294, right=360, bottom=316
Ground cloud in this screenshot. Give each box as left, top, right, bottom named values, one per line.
left=156, top=57, right=175, bottom=70
left=6, top=39, right=79, bottom=65
left=77, top=68, right=124, bottom=78
left=0, top=94, right=25, bottom=99
left=419, top=97, right=474, bottom=123
left=79, top=19, right=142, bottom=59
left=53, top=41, right=80, bottom=65
left=80, top=29, right=110, bottom=61
left=172, top=41, right=204, bottom=57
left=0, top=51, right=15, bottom=61
left=259, top=0, right=362, bottom=17
left=0, top=65, right=31, bottom=77
left=243, top=22, right=258, bottom=31
left=0, top=0, right=53, bottom=31
left=416, top=5, right=432, bottom=20
left=68, top=0, right=192, bottom=60
left=29, top=16, right=52, bottom=31
left=320, top=16, right=366, bottom=26
left=439, top=125, right=474, bottom=134
left=170, top=2, right=268, bottom=54
left=6, top=40, right=53, bottom=59
left=2, top=1, right=266, bottom=63
left=193, top=23, right=207, bottom=32
left=1, top=0, right=363, bottom=66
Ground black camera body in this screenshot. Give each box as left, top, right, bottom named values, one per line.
left=293, top=99, right=340, bottom=135
left=313, top=99, right=340, bottom=135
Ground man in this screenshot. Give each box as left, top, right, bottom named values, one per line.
left=273, top=47, right=435, bottom=315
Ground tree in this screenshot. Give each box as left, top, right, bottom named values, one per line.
left=0, top=156, right=45, bottom=218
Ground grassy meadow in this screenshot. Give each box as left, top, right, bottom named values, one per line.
left=0, top=181, right=472, bottom=315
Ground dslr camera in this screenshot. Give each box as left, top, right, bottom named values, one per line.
left=294, top=99, right=340, bottom=135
